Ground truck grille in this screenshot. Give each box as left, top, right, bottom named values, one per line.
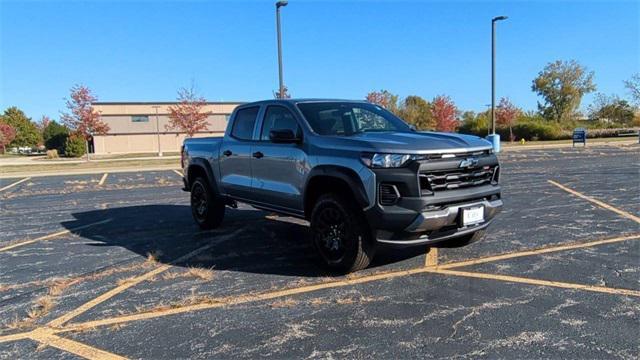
left=420, top=166, right=499, bottom=195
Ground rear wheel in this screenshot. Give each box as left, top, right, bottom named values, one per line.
left=190, top=177, right=225, bottom=229
left=310, top=193, right=375, bottom=273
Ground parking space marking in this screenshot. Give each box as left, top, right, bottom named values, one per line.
left=30, top=330, right=127, bottom=360
left=0, top=218, right=113, bottom=253
left=548, top=180, right=640, bottom=224
left=438, top=233, right=640, bottom=269
left=47, top=229, right=243, bottom=328
left=98, top=173, right=109, bottom=186
left=426, top=269, right=640, bottom=297
left=425, top=248, right=438, bottom=267
left=0, top=177, right=31, bottom=192
left=172, top=169, right=183, bottom=177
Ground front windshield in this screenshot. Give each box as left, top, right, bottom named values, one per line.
left=297, top=102, right=412, bottom=136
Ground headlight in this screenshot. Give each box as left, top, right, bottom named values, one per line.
left=361, top=153, right=424, bottom=168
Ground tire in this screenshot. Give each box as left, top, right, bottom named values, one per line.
left=310, top=193, right=375, bottom=273
left=447, top=229, right=486, bottom=248
left=190, top=177, right=225, bottom=230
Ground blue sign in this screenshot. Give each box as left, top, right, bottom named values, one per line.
left=573, top=128, right=586, bottom=147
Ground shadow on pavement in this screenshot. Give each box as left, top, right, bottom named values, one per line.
left=61, top=205, right=428, bottom=277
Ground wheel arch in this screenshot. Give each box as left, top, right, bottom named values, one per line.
left=303, top=165, right=370, bottom=219
left=187, top=158, right=220, bottom=195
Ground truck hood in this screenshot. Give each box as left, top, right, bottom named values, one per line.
left=324, top=131, right=492, bottom=154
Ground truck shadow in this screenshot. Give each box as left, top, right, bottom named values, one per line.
left=61, top=204, right=429, bottom=278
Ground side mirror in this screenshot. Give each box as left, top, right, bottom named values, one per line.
left=269, top=128, right=300, bottom=143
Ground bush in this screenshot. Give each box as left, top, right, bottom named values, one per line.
left=43, top=121, right=69, bottom=152
left=512, top=121, right=563, bottom=141
left=64, top=134, right=86, bottom=157
left=46, top=149, right=59, bottom=159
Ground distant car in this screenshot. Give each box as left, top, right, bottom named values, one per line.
left=181, top=99, right=502, bottom=273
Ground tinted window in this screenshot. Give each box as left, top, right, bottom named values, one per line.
left=131, top=115, right=149, bottom=122
left=231, top=107, right=259, bottom=140
left=260, top=106, right=299, bottom=141
left=297, top=102, right=410, bottom=136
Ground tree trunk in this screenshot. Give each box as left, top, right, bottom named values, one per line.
left=85, top=139, right=90, bottom=162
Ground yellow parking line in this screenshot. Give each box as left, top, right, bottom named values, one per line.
left=98, top=173, right=109, bottom=186
left=0, top=331, right=31, bottom=343
left=0, top=218, right=113, bottom=253
left=548, top=180, right=640, bottom=224
left=31, top=330, right=127, bottom=360
left=425, top=248, right=438, bottom=267
left=426, top=269, right=640, bottom=297
left=438, top=233, right=640, bottom=269
left=172, top=169, right=183, bottom=177
left=47, top=229, right=242, bottom=328
left=0, top=177, right=31, bottom=192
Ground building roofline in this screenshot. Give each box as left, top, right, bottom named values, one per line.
left=93, top=101, right=247, bottom=105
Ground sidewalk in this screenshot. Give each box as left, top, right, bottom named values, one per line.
left=0, top=155, right=180, bottom=166
left=501, top=138, right=638, bottom=151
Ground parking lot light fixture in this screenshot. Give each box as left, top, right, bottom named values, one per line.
left=276, top=1, right=288, bottom=99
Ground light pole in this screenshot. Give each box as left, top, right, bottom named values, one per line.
left=275, top=1, right=288, bottom=99
left=489, top=15, right=507, bottom=152
left=152, top=105, right=162, bottom=156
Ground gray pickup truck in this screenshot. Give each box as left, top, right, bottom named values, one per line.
left=181, top=99, right=502, bottom=273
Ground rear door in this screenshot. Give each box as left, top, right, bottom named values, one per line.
left=250, top=105, right=308, bottom=213
left=219, top=106, right=260, bottom=200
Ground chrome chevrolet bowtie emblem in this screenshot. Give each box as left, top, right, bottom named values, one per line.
left=459, top=157, right=479, bottom=168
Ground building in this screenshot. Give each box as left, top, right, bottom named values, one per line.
left=91, top=102, right=243, bottom=154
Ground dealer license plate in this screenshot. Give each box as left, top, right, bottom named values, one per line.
left=462, top=206, right=484, bottom=226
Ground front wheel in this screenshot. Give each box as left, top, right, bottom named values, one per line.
left=310, top=193, right=375, bottom=274
left=190, top=177, right=225, bottom=229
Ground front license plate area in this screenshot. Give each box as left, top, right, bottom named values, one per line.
left=461, top=206, right=484, bottom=226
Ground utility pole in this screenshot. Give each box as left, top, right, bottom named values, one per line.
left=489, top=15, right=508, bottom=152
left=152, top=105, right=162, bottom=156
left=276, top=1, right=288, bottom=98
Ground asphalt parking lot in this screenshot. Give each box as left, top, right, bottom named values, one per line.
left=0, top=144, right=638, bottom=359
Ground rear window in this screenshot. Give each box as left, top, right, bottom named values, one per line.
left=231, top=107, right=259, bottom=140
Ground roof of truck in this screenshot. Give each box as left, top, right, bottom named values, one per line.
left=242, top=98, right=368, bottom=106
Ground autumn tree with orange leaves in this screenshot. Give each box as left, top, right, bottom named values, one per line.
left=61, top=85, right=109, bottom=161
left=431, top=95, right=459, bottom=132
left=166, top=86, right=211, bottom=137
left=495, top=97, right=520, bottom=142
left=366, top=90, right=400, bottom=114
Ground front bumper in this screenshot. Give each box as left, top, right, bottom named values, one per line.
left=376, top=198, right=502, bottom=246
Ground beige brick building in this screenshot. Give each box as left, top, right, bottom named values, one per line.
left=91, top=102, right=243, bottom=154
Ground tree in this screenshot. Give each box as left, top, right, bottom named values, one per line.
left=0, top=107, right=41, bottom=147
left=532, top=60, right=596, bottom=123
left=61, top=85, right=109, bottom=160
left=0, top=122, right=17, bottom=153
left=36, top=115, right=51, bottom=132
left=366, top=90, right=400, bottom=115
left=431, top=95, right=458, bottom=132
left=624, top=73, right=640, bottom=106
left=495, top=97, right=521, bottom=142
left=64, top=133, right=87, bottom=158
left=166, top=86, right=211, bottom=137
left=588, top=93, right=635, bottom=125
left=43, top=120, right=70, bottom=152
left=398, top=95, right=434, bottom=130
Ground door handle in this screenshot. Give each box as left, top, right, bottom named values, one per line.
left=252, top=151, right=264, bottom=159
left=223, top=150, right=232, bottom=157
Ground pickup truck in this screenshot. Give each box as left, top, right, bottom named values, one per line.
left=181, top=99, right=502, bottom=273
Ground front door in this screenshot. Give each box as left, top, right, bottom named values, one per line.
left=251, top=105, right=307, bottom=213
left=219, top=106, right=259, bottom=200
